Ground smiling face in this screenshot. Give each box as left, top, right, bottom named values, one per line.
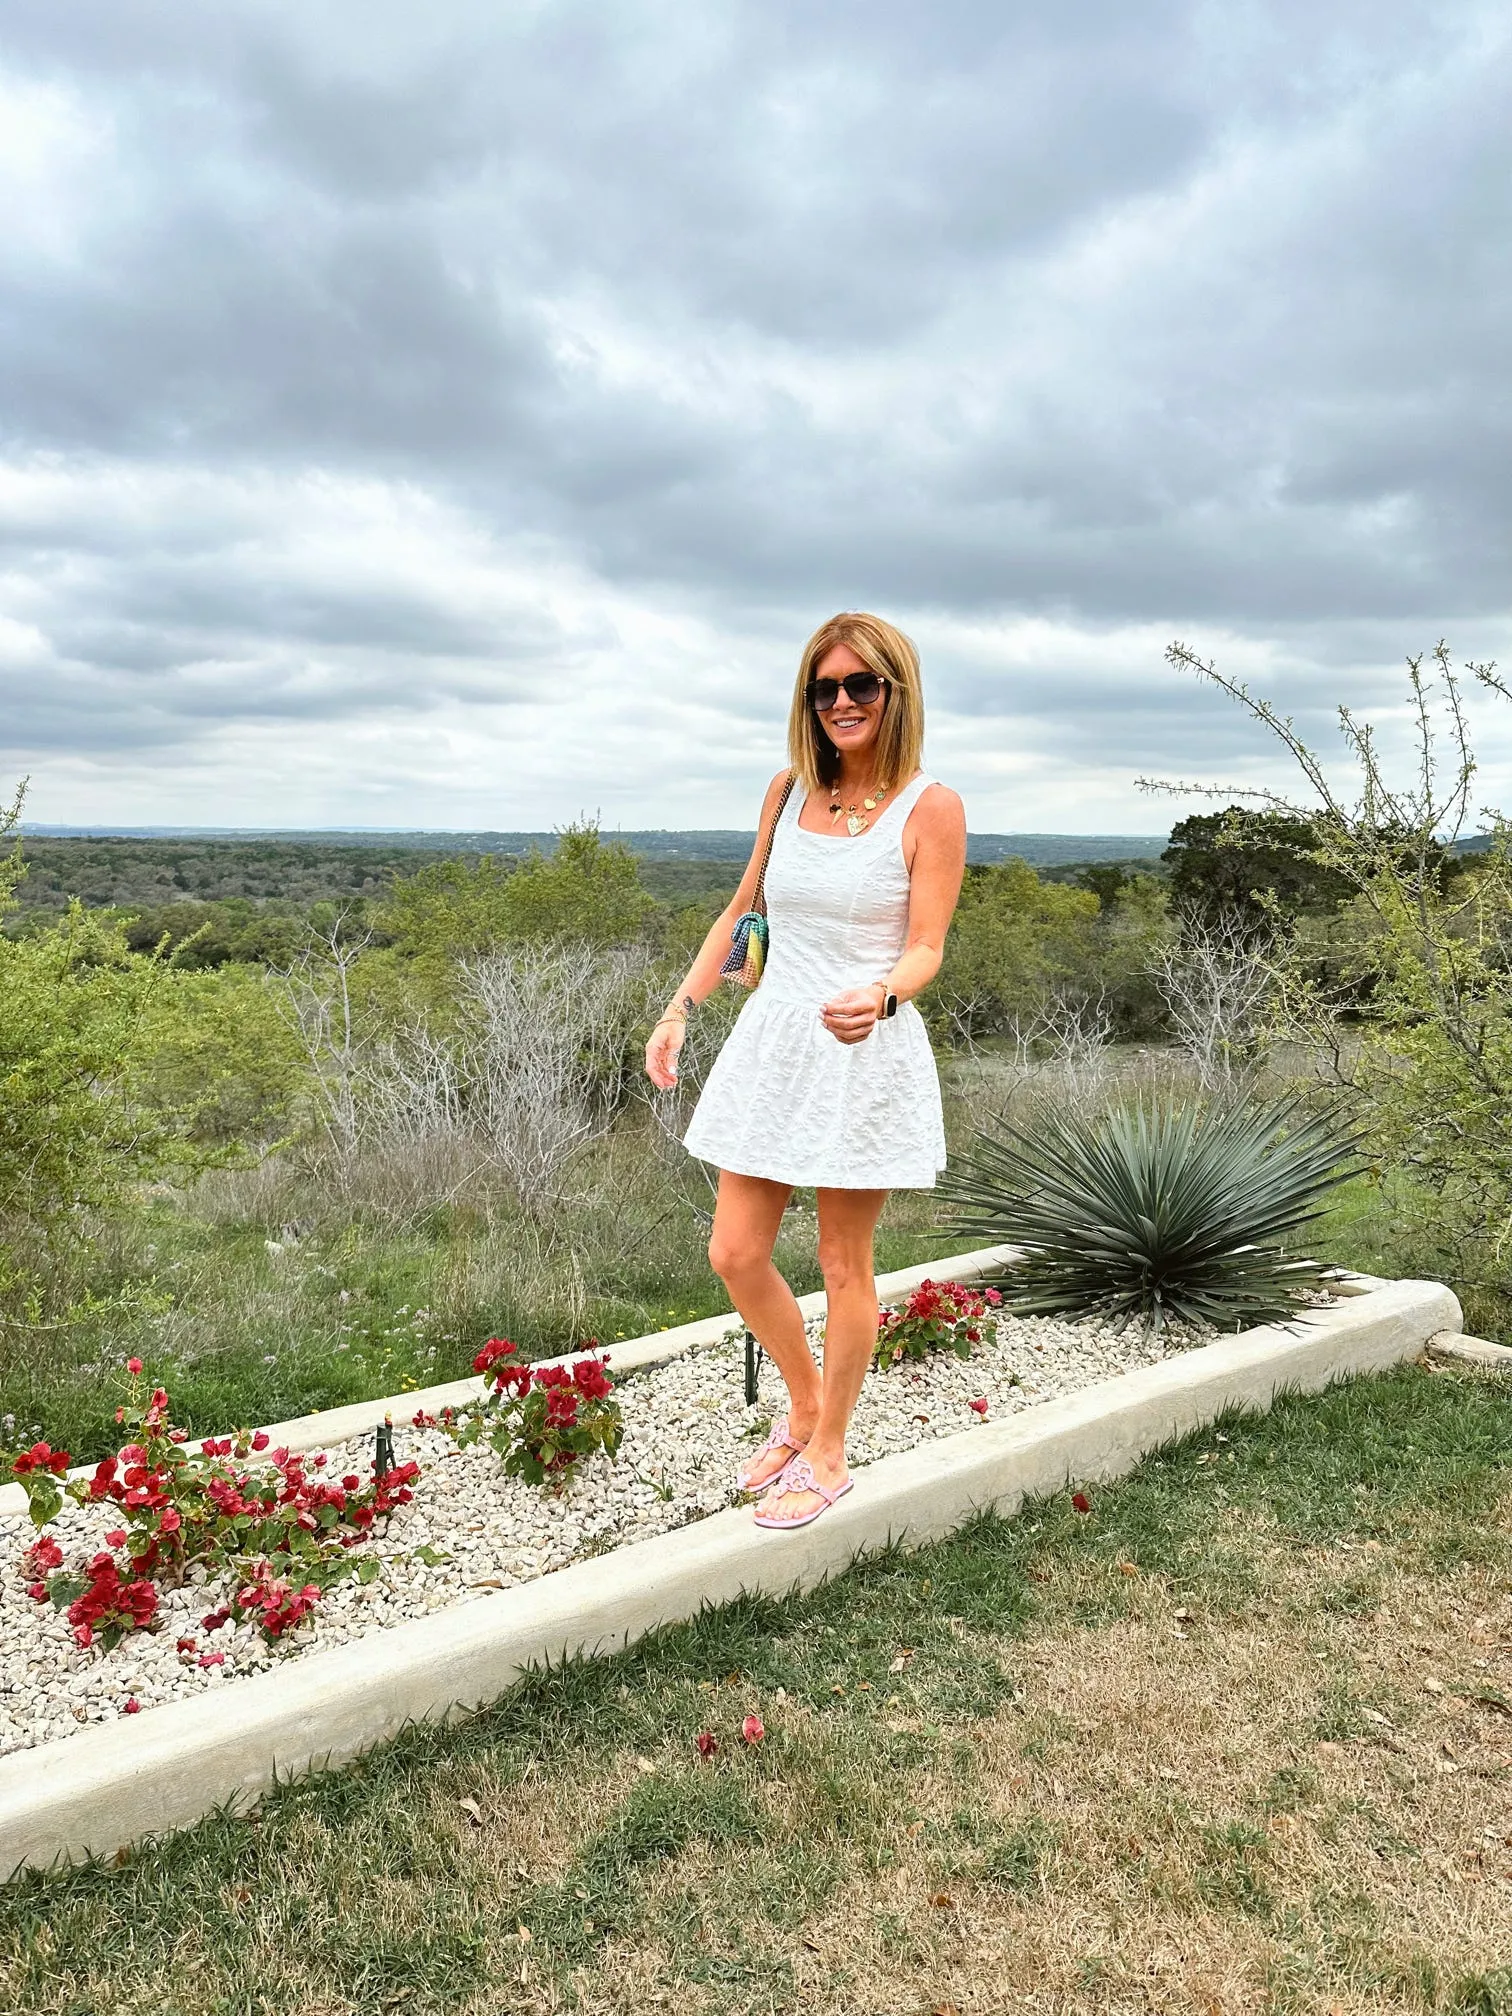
left=787, top=611, right=924, bottom=797
left=813, top=641, right=888, bottom=772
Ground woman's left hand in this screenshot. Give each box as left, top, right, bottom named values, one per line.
left=820, top=986, right=884, bottom=1045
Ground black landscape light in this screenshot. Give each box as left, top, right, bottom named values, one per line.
left=743, top=1328, right=763, bottom=1407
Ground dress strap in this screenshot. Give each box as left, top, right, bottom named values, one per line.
left=886, top=770, right=936, bottom=827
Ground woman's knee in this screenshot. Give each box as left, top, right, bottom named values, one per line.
left=708, top=1229, right=769, bottom=1286
left=817, top=1230, right=873, bottom=1296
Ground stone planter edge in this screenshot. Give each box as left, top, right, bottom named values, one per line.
left=0, top=1271, right=1457, bottom=1881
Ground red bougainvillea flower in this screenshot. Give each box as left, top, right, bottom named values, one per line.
left=968, top=1398, right=989, bottom=1417
left=695, top=1731, right=718, bottom=1756
left=201, top=1608, right=231, bottom=1632
left=198, top=1652, right=226, bottom=1669
left=1071, top=1491, right=1092, bottom=1514
left=24, top=1535, right=64, bottom=1572
left=984, top=1287, right=1004, bottom=1307
left=74, top=1624, right=93, bottom=1648
left=10, top=1441, right=70, bottom=1478
left=250, top=1431, right=270, bottom=1452
left=473, top=1338, right=517, bottom=1375
left=25, top=1582, right=47, bottom=1603
left=122, top=1698, right=140, bottom=1714
left=104, top=1529, right=127, bottom=1548
left=125, top=1357, right=143, bottom=1375
left=176, top=1637, right=197, bottom=1654
left=741, top=1714, right=765, bottom=1745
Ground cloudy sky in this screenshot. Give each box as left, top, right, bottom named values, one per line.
left=1, top=0, right=1508, bottom=834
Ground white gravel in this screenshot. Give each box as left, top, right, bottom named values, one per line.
left=1, top=1309, right=1179, bottom=1756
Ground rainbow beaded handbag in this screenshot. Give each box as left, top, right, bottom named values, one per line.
left=719, top=774, right=795, bottom=990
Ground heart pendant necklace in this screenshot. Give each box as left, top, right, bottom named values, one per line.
left=828, top=778, right=889, bottom=836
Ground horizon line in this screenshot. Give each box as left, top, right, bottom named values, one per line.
left=19, top=822, right=1174, bottom=840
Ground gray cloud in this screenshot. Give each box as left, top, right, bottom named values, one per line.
left=0, top=0, right=1507, bottom=828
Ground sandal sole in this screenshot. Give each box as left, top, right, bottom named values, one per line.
left=752, top=1478, right=854, bottom=1531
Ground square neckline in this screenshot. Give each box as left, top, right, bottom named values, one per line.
left=790, top=770, right=930, bottom=842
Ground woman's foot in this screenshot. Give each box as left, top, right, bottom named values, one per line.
left=753, top=1448, right=852, bottom=1529
left=736, top=1412, right=815, bottom=1494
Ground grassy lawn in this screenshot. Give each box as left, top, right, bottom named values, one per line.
left=6, top=1359, right=1510, bottom=2015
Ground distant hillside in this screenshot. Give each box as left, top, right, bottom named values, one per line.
left=8, top=827, right=1175, bottom=945
left=22, top=824, right=1171, bottom=869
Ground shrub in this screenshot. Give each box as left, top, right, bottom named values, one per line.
left=873, top=1278, right=1002, bottom=1369
left=417, top=1337, right=622, bottom=1493
left=926, top=858, right=1172, bottom=1048
left=4, top=1364, right=420, bottom=1646
left=939, top=1094, right=1358, bottom=1332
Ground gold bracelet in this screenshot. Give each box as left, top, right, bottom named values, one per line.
left=654, top=1011, right=688, bottom=1028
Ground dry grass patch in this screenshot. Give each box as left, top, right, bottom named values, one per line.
left=749, top=1536, right=1512, bottom=2016
left=6, top=1362, right=1510, bottom=2016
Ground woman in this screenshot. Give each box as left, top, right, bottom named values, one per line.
left=644, top=612, right=966, bottom=1530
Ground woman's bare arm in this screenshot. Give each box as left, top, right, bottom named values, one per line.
left=645, top=769, right=791, bottom=1086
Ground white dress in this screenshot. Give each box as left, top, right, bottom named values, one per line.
left=683, top=771, right=948, bottom=1189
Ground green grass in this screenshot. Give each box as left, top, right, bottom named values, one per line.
left=1311, top=1167, right=1512, bottom=1344
left=5, top=1361, right=1510, bottom=2015
left=0, top=1121, right=949, bottom=1461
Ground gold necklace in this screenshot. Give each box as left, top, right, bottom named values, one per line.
left=828, top=777, right=889, bottom=836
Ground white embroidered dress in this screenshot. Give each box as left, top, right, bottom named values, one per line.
left=682, top=771, right=947, bottom=1189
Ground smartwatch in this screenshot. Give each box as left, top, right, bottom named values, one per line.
left=878, top=985, right=898, bottom=1019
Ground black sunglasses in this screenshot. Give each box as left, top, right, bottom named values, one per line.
left=809, top=671, right=888, bottom=712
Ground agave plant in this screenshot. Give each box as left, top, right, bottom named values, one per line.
left=939, top=1094, right=1359, bottom=1333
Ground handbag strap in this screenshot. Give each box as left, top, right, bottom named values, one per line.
left=751, top=773, right=796, bottom=918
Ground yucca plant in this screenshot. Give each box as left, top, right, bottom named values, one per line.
left=939, top=1094, right=1359, bottom=1333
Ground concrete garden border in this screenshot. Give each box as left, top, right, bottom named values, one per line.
left=0, top=1255, right=1460, bottom=1880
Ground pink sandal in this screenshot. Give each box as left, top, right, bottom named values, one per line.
left=753, top=1454, right=853, bottom=1531
left=736, top=1413, right=809, bottom=1494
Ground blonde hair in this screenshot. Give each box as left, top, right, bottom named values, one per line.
left=786, top=612, right=925, bottom=794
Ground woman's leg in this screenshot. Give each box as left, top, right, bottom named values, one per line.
left=707, top=1169, right=821, bottom=1490
left=759, top=1186, right=888, bottom=1518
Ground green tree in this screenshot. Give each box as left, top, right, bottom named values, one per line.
left=493, top=822, right=658, bottom=947
left=377, top=822, right=658, bottom=964
left=927, top=859, right=1101, bottom=1046
left=1162, top=640, right=1512, bottom=1327
left=1162, top=807, right=1354, bottom=925
left=374, top=854, right=518, bottom=963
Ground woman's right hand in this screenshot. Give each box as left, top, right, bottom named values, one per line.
left=645, top=1016, right=686, bottom=1089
